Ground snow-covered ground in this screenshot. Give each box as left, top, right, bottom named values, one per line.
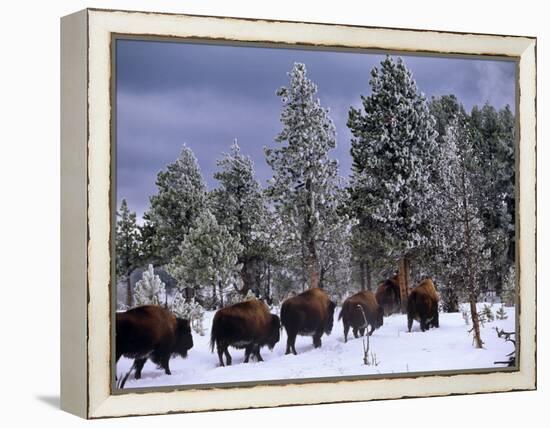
left=117, top=305, right=515, bottom=389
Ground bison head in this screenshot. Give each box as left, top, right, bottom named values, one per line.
left=324, top=300, right=336, bottom=335
left=175, top=318, right=194, bottom=358
left=267, top=314, right=281, bottom=350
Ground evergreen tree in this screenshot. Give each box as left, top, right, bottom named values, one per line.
left=167, top=210, right=242, bottom=309
left=210, top=141, right=270, bottom=296
left=429, top=95, right=467, bottom=146
left=116, top=198, right=141, bottom=307
left=143, top=145, right=207, bottom=265
left=347, top=56, right=438, bottom=310
left=134, top=264, right=166, bottom=306
left=171, top=294, right=206, bottom=335
left=434, top=117, right=489, bottom=348
left=469, top=104, right=515, bottom=294
left=266, top=62, right=342, bottom=289
left=497, top=105, right=516, bottom=266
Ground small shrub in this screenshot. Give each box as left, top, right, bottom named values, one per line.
left=495, top=305, right=508, bottom=320
left=171, top=294, right=206, bottom=336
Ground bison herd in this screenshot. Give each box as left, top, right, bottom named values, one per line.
left=116, top=277, right=440, bottom=379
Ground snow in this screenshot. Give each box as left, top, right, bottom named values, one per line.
left=117, top=305, right=515, bottom=389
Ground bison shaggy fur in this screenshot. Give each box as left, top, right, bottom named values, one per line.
left=375, top=276, right=401, bottom=315
left=116, top=305, right=193, bottom=379
left=339, top=290, right=384, bottom=342
left=280, top=288, right=336, bottom=355
left=210, top=299, right=280, bottom=366
left=407, top=278, right=440, bottom=332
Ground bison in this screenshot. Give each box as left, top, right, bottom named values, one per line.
left=407, top=278, right=440, bottom=332
left=210, top=299, right=280, bottom=367
left=375, top=275, right=401, bottom=315
left=339, top=290, right=384, bottom=342
left=280, top=288, right=336, bottom=355
left=116, top=305, right=193, bottom=379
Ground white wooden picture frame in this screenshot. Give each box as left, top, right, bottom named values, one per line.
left=60, top=8, right=536, bottom=419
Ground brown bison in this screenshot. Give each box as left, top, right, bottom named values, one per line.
left=210, top=299, right=280, bottom=366
left=407, top=278, right=440, bottom=332
left=116, top=305, right=193, bottom=379
left=375, top=275, right=401, bottom=315
left=339, top=290, right=384, bottom=342
left=280, top=288, right=336, bottom=355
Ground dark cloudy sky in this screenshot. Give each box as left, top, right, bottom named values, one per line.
left=116, top=39, right=516, bottom=220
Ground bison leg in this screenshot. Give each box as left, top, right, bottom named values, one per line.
left=359, top=327, right=366, bottom=337
left=407, top=316, right=413, bottom=332
left=224, top=347, right=232, bottom=366
left=433, top=311, right=440, bottom=328
left=420, top=319, right=427, bottom=332
left=352, top=328, right=359, bottom=339
left=313, top=332, right=322, bottom=348
left=254, top=345, right=264, bottom=362
left=343, top=323, right=350, bottom=343
left=244, top=344, right=254, bottom=363
left=216, top=343, right=225, bottom=367
left=157, top=353, right=171, bottom=375
left=134, top=358, right=147, bottom=379
left=286, top=332, right=297, bottom=355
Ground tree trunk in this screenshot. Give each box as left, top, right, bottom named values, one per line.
left=265, top=264, right=272, bottom=304
left=212, top=282, right=217, bottom=309
left=306, top=237, right=320, bottom=288
left=239, top=260, right=254, bottom=295
left=126, top=274, right=133, bottom=308
left=469, top=295, right=483, bottom=348
left=397, top=256, right=410, bottom=313
left=218, top=280, right=224, bottom=307
left=365, top=261, right=372, bottom=291
left=460, top=160, right=483, bottom=348
left=359, top=261, right=366, bottom=291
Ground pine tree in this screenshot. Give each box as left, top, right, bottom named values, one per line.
left=347, top=56, right=438, bottom=310
left=210, top=141, right=270, bottom=296
left=434, top=116, right=489, bottom=348
left=171, top=294, right=206, bottom=335
left=266, top=62, right=342, bottom=289
left=429, top=95, right=467, bottom=146
left=317, top=188, right=353, bottom=297
left=143, top=145, right=207, bottom=265
left=116, top=198, right=141, bottom=307
left=134, top=264, right=166, bottom=306
left=167, top=210, right=242, bottom=309
left=469, top=104, right=515, bottom=294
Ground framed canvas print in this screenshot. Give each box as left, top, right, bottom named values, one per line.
left=60, top=8, right=537, bottom=419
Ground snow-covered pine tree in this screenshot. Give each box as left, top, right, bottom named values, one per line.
left=265, top=62, right=343, bottom=290
left=134, top=264, right=166, bottom=306
left=116, top=198, right=141, bottom=307
left=434, top=116, right=490, bottom=348
left=469, top=104, right=515, bottom=295
left=427, top=95, right=470, bottom=311
left=316, top=188, right=353, bottom=298
left=429, top=95, right=467, bottom=147
left=142, top=145, right=207, bottom=266
left=171, top=293, right=206, bottom=335
left=500, top=265, right=516, bottom=307
left=210, top=141, right=271, bottom=297
left=167, top=210, right=242, bottom=309
left=347, top=56, right=438, bottom=310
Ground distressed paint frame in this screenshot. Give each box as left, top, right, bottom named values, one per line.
left=60, top=8, right=536, bottom=419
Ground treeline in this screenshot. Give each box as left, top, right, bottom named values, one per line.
left=116, top=56, right=515, bottom=340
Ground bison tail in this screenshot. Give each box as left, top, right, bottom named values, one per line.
left=280, top=303, right=287, bottom=327
left=210, top=316, right=218, bottom=353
